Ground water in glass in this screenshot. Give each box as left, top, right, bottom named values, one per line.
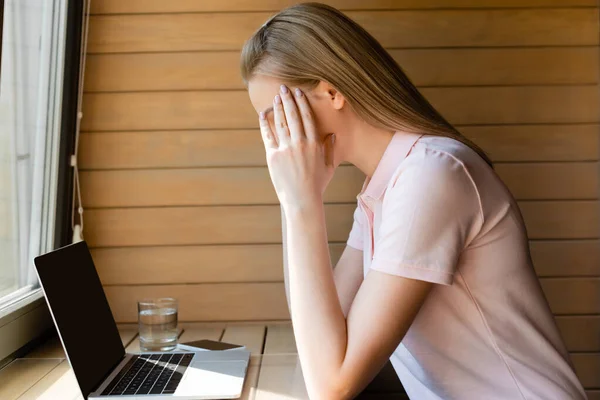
left=138, top=298, right=178, bottom=351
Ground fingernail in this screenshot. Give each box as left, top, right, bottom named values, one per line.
left=274, top=95, right=281, bottom=104
left=259, top=111, right=266, bottom=120
left=295, top=88, right=303, bottom=97
left=280, top=85, right=288, bottom=94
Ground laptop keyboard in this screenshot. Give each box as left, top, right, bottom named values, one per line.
left=101, top=353, right=194, bottom=396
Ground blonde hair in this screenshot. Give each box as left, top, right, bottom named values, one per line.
left=240, top=2, right=492, bottom=167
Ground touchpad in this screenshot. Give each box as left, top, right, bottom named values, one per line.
left=175, top=361, right=247, bottom=397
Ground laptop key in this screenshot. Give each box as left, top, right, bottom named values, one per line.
left=170, top=353, right=183, bottom=364
left=100, top=356, right=138, bottom=395
left=163, top=376, right=182, bottom=393
left=149, top=371, right=172, bottom=394
left=160, top=356, right=190, bottom=394
left=180, top=353, right=194, bottom=366
left=136, top=360, right=165, bottom=394
left=110, top=361, right=146, bottom=395
left=136, top=381, right=155, bottom=395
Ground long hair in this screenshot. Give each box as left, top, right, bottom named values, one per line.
left=240, top=2, right=492, bottom=167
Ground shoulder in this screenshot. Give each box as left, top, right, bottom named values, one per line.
left=383, top=136, right=484, bottom=226
left=389, top=136, right=478, bottom=192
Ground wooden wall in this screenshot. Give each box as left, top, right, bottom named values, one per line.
left=81, top=0, right=599, bottom=394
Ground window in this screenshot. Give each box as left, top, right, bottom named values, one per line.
left=0, top=0, right=78, bottom=360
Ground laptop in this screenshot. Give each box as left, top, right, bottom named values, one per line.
left=34, top=241, right=250, bottom=399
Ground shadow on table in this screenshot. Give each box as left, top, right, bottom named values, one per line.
left=356, top=361, right=409, bottom=399
left=254, top=355, right=408, bottom=399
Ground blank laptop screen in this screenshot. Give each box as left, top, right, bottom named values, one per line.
left=34, top=241, right=125, bottom=398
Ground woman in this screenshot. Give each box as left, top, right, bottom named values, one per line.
left=241, top=3, right=585, bottom=399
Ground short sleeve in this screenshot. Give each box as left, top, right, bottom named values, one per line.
left=369, top=150, right=482, bottom=285
left=346, top=205, right=364, bottom=251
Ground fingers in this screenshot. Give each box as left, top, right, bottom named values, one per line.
left=259, top=111, right=277, bottom=149
left=293, top=87, right=318, bottom=142
left=279, top=85, right=304, bottom=142
left=273, top=93, right=290, bottom=146
left=264, top=85, right=317, bottom=147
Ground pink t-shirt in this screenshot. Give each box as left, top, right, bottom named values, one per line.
left=347, top=132, right=586, bottom=400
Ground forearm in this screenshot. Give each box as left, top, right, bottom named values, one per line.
left=281, top=207, right=291, bottom=312
left=285, top=203, right=348, bottom=398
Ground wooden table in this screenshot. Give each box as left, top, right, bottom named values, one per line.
left=0, top=322, right=407, bottom=400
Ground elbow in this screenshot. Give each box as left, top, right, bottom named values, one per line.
left=309, top=381, right=355, bottom=400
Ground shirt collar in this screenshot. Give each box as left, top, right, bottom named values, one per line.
left=361, top=132, right=424, bottom=200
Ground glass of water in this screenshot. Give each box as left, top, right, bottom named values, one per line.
left=138, top=298, right=178, bottom=352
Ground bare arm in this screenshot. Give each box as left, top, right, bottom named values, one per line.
left=284, top=206, right=432, bottom=399
left=332, top=246, right=363, bottom=317
left=282, top=207, right=364, bottom=317
left=263, top=87, right=434, bottom=400
left=281, top=207, right=291, bottom=312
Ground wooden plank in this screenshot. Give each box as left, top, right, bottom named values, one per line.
left=79, top=167, right=360, bottom=207
left=85, top=201, right=597, bottom=248
left=117, top=326, right=138, bottom=348
left=518, top=201, right=598, bottom=240
left=254, top=354, right=309, bottom=400
left=0, top=359, right=62, bottom=400
left=177, top=323, right=224, bottom=343
left=103, top=279, right=596, bottom=322
left=78, top=167, right=355, bottom=206
left=222, top=325, right=266, bottom=355
left=93, top=240, right=599, bottom=284
left=71, top=392, right=84, bottom=400
left=81, top=87, right=599, bottom=132
left=541, top=278, right=600, bottom=314
left=424, top=86, right=599, bottom=126
left=124, top=336, right=143, bottom=353
left=15, top=330, right=138, bottom=399
left=78, top=130, right=267, bottom=169
left=84, top=204, right=355, bottom=247
left=17, top=360, right=81, bottom=400
left=91, top=240, right=597, bottom=287
left=494, top=162, right=598, bottom=200
left=263, top=323, right=296, bottom=354
left=93, top=243, right=345, bottom=285
left=83, top=48, right=599, bottom=92
left=87, top=10, right=598, bottom=53
left=572, top=353, right=600, bottom=388
left=392, top=47, right=598, bottom=86
left=78, top=125, right=599, bottom=170
left=25, top=336, right=65, bottom=359
left=239, top=362, right=260, bottom=400
left=531, top=240, right=600, bottom=277
left=206, top=324, right=268, bottom=400
left=94, top=244, right=286, bottom=285
left=80, top=162, right=596, bottom=209
left=460, top=124, right=598, bottom=163
left=556, top=316, right=600, bottom=352
left=90, top=0, right=599, bottom=14
left=106, top=284, right=289, bottom=323
left=588, top=390, right=600, bottom=400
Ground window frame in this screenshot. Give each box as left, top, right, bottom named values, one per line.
left=0, top=0, right=83, bottom=363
